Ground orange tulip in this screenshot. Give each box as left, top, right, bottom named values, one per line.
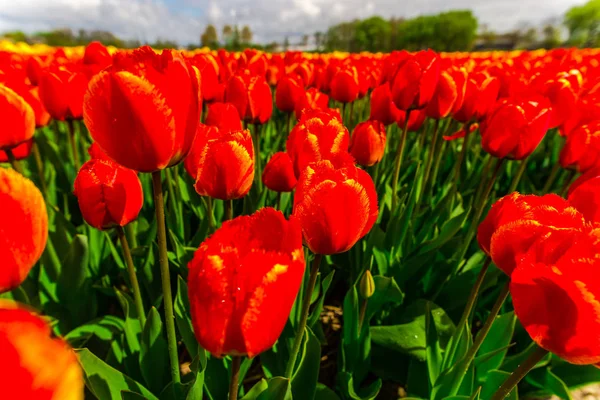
left=0, top=84, right=35, bottom=151
left=349, top=120, right=387, bottom=167
left=83, top=46, right=202, bottom=172
left=293, top=159, right=378, bottom=255
left=194, top=129, right=255, bottom=200
left=74, top=159, right=143, bottom=230
left=0, top=300, right=84, bottom=399
left=0, top=168, right=48, bottom=293
left=188, top=207, right=304, bottom=357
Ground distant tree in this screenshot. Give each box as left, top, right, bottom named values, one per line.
left=314, top=32, right=323, bottom=50
left=541, top=24, right=562, bottom=48
left=565, top=0, right=600, bottom=46
left=1, top=31, right=28, bottom=43
left=283, top=36, right=290, bottom=51
left=223, top=25, right=233, bottom=44
left=201, top=24, right=218, bottom=48
left=517, top=27, right=539, bottom=49
left=150, top=39, right=178, bottom=49
left=301, top=34, right=309, bottom=47
left=241, top=25, right=253, bottom=44
left=354, top=16, right=391, bottom=52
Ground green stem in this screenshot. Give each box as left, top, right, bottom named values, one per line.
left=455, top=159, right=505, bottom=276
left=32, top=140, right=48, bottom=198
left=456, top=258, right=490, bottom=335
left=5, top=148, right=23, bottom=175
left=358, top=298, right=368, bottom=332
left=253, top=123, right=262, bottom=190
left=285, top=253, right=323, bottom=378
left=450, top=122, right=472, bottom=207
left=125, top=223, right=138, bottom=250
left=473, top=156, right=494, bottom=206
left=508, top=158, right=528, bottom=193
left=225, top=199, right=233, bottom=221
left=448, top=280, right=509, bottom=396
left=391, top=110, right=411, bottom=213
left=286, top=112, right=292, bottom=135
left=276, top=192, right=282, bottom=211
left=541, top=163, right=561, bottom=194
left=229, top=356, right=242, bottom=400
left=349, top=101, right=354, bottom=128
left=207, top=197, right=216, bottom=231
left=116, top=226, right=146, bottom=329
left=151, top=170, right=181, bottom=390
left=560, top=169, right=576, bottom=197
left=67, top=119, right=80, bottom=170
left=490, top=346, right=549, bottom=400
left=420, top=119, right=440, bottom=202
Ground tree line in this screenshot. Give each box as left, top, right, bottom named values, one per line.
left=3, top=0, right=600, bottom=52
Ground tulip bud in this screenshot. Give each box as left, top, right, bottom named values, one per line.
left=205, top=102, right=242, bottom=133
left=349, top=120, right=387, bottom=167
left=262, top=152, right=297, bottom=192
left=0, top=168, right=48, bottom=293
left=359, top=270, right=375, bottom=300
left=74, top=159, right=144, bottom=231
left=330, top=67, right=359, bottom=104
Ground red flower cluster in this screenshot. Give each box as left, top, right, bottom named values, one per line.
left=479, top=185, right=600, bottom=365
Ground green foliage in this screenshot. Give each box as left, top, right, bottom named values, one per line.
left=565, top=0, right=600, bottom=46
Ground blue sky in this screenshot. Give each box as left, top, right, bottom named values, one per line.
left=0, top=0, right=586, bottom=45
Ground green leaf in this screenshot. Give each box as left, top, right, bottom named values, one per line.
left=185, top=349, right=208, bottom=400
left=291, top=327, right=321, bottom=400
left=417, top=208, right=471, bottom=255
left=480, top=370, right=518, bottom=400
left=257, top=377, right=293, bottom=400
left=426, top=302, right=442, bottom=386
left=476, top=312, right=516, bottom=381
left=77, top=348, right=158, bottom=400
left=241, top=379, right=269, bottom=400
left=65, top=316, right=125, bottom=347
left=175, top=276, right=199, bottom=356
left=139, top=307, right=169, bottom=394
left=526, top=368, right=572, bottom=400
left=370, top=301, right=455, bottom=362
left=340, top=372, right=381, bottom=400
left=115, top=289, right=143, bottom=381
left=315, top=384, right=340, bottom=400
left=121, top=391, right=148, bottom=400
left=366, top=276, right=404, bottom=320
left=308, top=271, right=335, bottom=329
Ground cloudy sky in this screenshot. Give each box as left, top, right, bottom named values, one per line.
left=0, top=0, right=586, bottom=45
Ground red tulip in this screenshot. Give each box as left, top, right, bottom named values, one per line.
left=478, top=193, right=585, bottom=275
left=0, top=139, right=33, bottom=162
left=370, top=84, right=401, bottom=126
left=511, top=235, right=600, bottom=364
left=286, top=109, right=350, bottom=178
left=293, top=159, right=378, bottom=255
left=295, top=88, right=329, bottom=119
left=568, top=175, right=600, bottom=224
left=262, top=152, right=297, bottom=192
left=480, top=95, right=551, bottom=160
left=0, top=300, right=84, bottom=398
left=426, top=70, right=459, bottom=119
left=83, top=46, right=202, bottom=172
left=0, top=84, right=35, bottom=150
left=390, top=50, right=440, bottom=110
left=276, top=74, right=304, bottom=113
left=330, top=66, right=359, bottom=104
left=87, top=142, right=112, bottom=162
left=191, top=54, right=221, bottom=103
left=188, top=207, right=305, bottom=358
left=541, top=71, right=581, bottom=129
left=349, top=120, right=387, bottom=167
left=453, top=72, right=500, bottom=123
left=205, top=102, right=242, bottom=133
left=560, top=121, right=600, bottom=173
left=83, top=41, right=112, bottom=69
left=74, top=159, right=143, bottom=230
left=39, top=65, right=88, bottom=121
left=0, top=168, right=48, bottom=293
left=397, top=108, right=427, bottom=133
left=225, top=70, right=272, bottom=124
left=194, top=129, right=254, bottom=200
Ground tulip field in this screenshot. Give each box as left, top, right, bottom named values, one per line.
left=2, top=40, right=600, bottom=400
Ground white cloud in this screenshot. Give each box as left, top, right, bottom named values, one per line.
left=0, top=0, right=586, bottom=45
